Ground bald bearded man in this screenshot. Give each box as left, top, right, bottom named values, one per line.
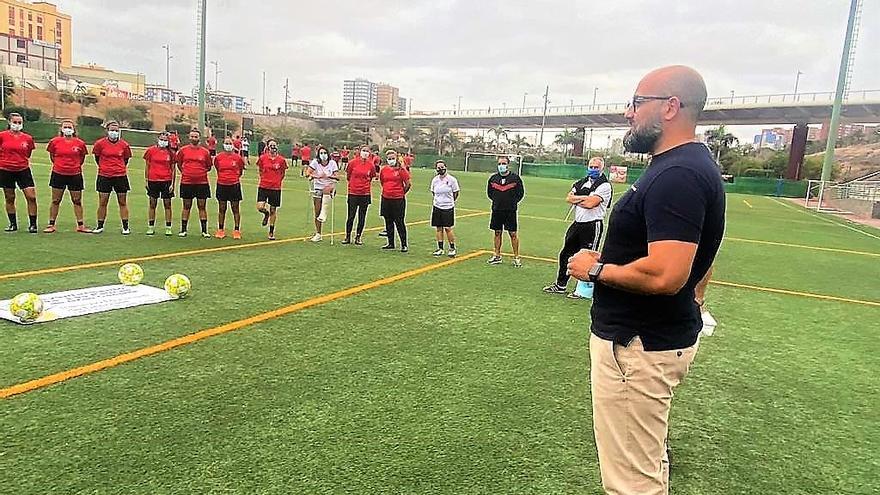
left=567, top=66, right=726, bottom=494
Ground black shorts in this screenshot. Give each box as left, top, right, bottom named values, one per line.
left=216, top=183, right=243, bottom=202
left=257, top=187, right=282, bottom=208
left=347, top=194, right=371, bottom=208
left=490, top=209, right=518, bottom=232
left=380, top=197, right=406, bottom=219
left=241, top=150, right=249, bottom=158
left=209, top=149, right=217, bottom=157
left=96, top=175, right=130, bottom=194
left=0, top=168, right=35, bottom=190
left=301, top=158, right=310, bottom=167
left=146, top=180, right=174, bottom=199
left=431, top=207, right=455, bottom=228
left=49, top=172, right=84, bottom=192
left=341, top=157, right=349, bottom=164
left=180, top=183, right=211, bottom=200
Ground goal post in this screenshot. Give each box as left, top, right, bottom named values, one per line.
left=465, top=152, right=523, bottom=175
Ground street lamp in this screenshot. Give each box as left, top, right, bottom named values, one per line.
left=794, top=70, right=804, bottom=96
left=457, top=95, right=462, bottom=114
left=522, top=92, right=527, bottom=111
left=162, top=44, right=172, bottom=89
left=210, top=61, right=221, bottom=91
left=587, top=87, right=598, bottom=159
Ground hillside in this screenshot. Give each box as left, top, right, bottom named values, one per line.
left=808, top=142, right=880, bottom=181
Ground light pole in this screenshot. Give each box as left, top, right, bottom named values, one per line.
left=210, top=61, right=221, bottom=91
left=522, top=92, right=527, bottom=111
left=538, top=85, right=549, bottom=148
left=162, top=44, right=172, bottom=89
left=20, top=60, right=28, bottom=108
left=261, top=71, right=266, bottom=115
left=587, top=87, right=598, bottom=159
left=794, top=70, right=803, bottom=96
left=730, top=90, right=735, bottom=104
left=457, top=95, right=462, bottom=114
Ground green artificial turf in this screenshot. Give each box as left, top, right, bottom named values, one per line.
left=1, top=145, right=878, bottom=494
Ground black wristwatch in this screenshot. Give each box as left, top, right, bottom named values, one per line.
left=588, top=263, right=605, bottom=283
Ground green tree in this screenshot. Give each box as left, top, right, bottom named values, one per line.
left=105, top=105, right=148, bottom=127
left=705, top=125, right=738, bottom=162
left=509, top=134, right=531, bottom=154
left=374, top=108, right=398, bottom=144
left=488, top=125, right=508, bottom=150
left=554, top=129, right=579, bottom=159
left=0, top=75, right=13, bottom=100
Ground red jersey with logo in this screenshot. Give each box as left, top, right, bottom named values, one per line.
left=214, top=151, right=246, bottom=186
left=257, top=154, right=288, bottom=190
left=47, top=136, right=87, bottom=175
left=379, top=166, right=411, bottom=199
left=168, top=133, right=180, bottom=149
left=300, top=145, right=312, bottom=161
left=233, top=138, right=242, bottom=151
left=292, top=146, right=301, bottom=159
left=143, top=145, right=176, bottom=182
left=176, top=145, right=213, bottom=185
left=340, top=149, right=350, bottom=159
left=92, top=137, right=132, bottom=177
left=346, top=157, right=376, bottom=196
left=0, top=130, right=35, bottom=172
left=206, top=136, right=217, bottom=151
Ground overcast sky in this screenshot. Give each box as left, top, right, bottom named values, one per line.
left=54, top=0, right=879, bottom=141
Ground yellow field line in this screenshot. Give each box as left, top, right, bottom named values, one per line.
left=0, top=250, right=489, bottom=400
left=743, top=199, right=753, bottom=208
left=0, top=211, right=489, bottom=281
left=508, top=253, right=880, bottom=307
left=725, top=236, right=880, bottom=257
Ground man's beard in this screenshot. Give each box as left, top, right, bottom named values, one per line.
left=623, top=119, right=663, bottom=154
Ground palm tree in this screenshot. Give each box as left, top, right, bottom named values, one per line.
left=705, top=125, right=738, bottom=161
left=426, top=122, right=452, bottom=155
left=509, top=134, right=531, bottom=155
left=488, top=125, right=508, bottom=151
left=374, top=108, right=398, bottom=144
left=464, top=134, right=488, bottom=153
left=554, top=129, right=580, bottom=159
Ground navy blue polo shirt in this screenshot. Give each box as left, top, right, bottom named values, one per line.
left=591, top=142, right=726, bottom=351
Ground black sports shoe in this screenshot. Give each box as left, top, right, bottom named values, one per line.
left=27, top=225, right=38, bottom=234
left=381, top=244, right=396, bottom=250
left=341, top=238, right=352, bottom=245
left=4, top=224, right=17, bottom=232
left=261, top=211, right=269, bottom=226
left=354, top=236, right=363, bottom=245
left=542, top=283, right=567, bottom=294
left=378, top=230, right=388, bottom=237
left=400, top=245, right=408, bottom=253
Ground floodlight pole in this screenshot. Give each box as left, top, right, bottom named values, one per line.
left=821, top=0, right=861, bottom=182
left=538, top=85, right=549, bottom=148
left=197, top=0, right=207, bottom=138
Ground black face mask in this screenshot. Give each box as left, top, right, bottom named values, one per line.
left=436, top=168, right=447, bottom=175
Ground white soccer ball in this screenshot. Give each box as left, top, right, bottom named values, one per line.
left=164, top=274, right=191, bottom=300
left=118, top=263, right=145, bottom=286
left=9, top=292, right=44, bottom=323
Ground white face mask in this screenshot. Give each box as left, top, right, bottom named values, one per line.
left=157, top=140, right=169, bottom=148
left=360, top=151, right=370, bottom=159
left=108, top=130, right=120, bottom=140
left=10, top=123, right=23, bottom=132
left=223, top=144, right=234, bottom=152
left=319, top=152, right=329, bottom=160
left=62, top=127, right=74, bottom=137
left=387, top=158, right=397, bottom=166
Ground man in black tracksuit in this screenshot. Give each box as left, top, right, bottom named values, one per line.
left=544, top=157, right=613, bottom=297
left=486, top=156, right=525, bottom=267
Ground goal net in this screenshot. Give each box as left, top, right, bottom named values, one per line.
left=465, top=152, right=523, bottom=175
left=805, top=179, right=880, bottom=218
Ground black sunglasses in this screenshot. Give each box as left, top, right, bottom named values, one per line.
left=627, top=95, right=685, bottom=111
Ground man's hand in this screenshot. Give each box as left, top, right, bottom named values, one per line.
left=567, top=249, right=601, bottom=281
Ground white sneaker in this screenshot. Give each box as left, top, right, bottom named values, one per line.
left=310, top=233, right=322, bottom=242
left=92, top=227, right=104, bottom=234
left=513, top=257, right=523, bottom=268
left=448, top=249, right=457, bottom=258
left=178, top=231, right=187, bottom=237
left=432, top=249, right=444, bottom=257
left=121, top=227, right=131, bottom=235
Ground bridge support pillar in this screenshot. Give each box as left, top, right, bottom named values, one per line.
left=786, top=123, right=809, bottom=180
left=573, top=127, right=585, bottom=157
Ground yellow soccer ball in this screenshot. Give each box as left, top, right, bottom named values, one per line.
left=118, top=263, right=145, bottom=286
left=164, top=274, right=191, bottom=300
left=9, top=292, right=44, bottom=323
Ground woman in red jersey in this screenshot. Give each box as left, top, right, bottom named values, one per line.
left=256, top=139, right=288, bottom=240
left=378, top=149, right=411, bottom=252
left=0, top=112, right=37, bottom=233
left=92, top=121, right=133, bottom=235
left=342, top=145, right=376, bottom=245
left=143, top=131, right=177, bottom=236
left=175, top=128, right=213, bottom=238
left=213, top=136, right=247, bottom=240
left=45, top=119, right=89, bottom=233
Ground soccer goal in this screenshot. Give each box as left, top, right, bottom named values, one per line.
left=464, top=152, right=523, bottom=175
left=806, top=179, right=879, bottom=218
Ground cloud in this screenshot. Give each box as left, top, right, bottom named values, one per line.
left=54, top=0, right=878, bottom=142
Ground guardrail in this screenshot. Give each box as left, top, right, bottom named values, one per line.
left=318, top=89, right=880, bottom=119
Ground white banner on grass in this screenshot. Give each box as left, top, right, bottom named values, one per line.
left=0, top=284, right=173, bottom=325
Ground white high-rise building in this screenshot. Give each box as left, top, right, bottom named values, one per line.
left=343, top=78, right=377, bottom=115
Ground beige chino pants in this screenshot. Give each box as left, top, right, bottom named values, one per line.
left=589, top=333, right=699, bottom=495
